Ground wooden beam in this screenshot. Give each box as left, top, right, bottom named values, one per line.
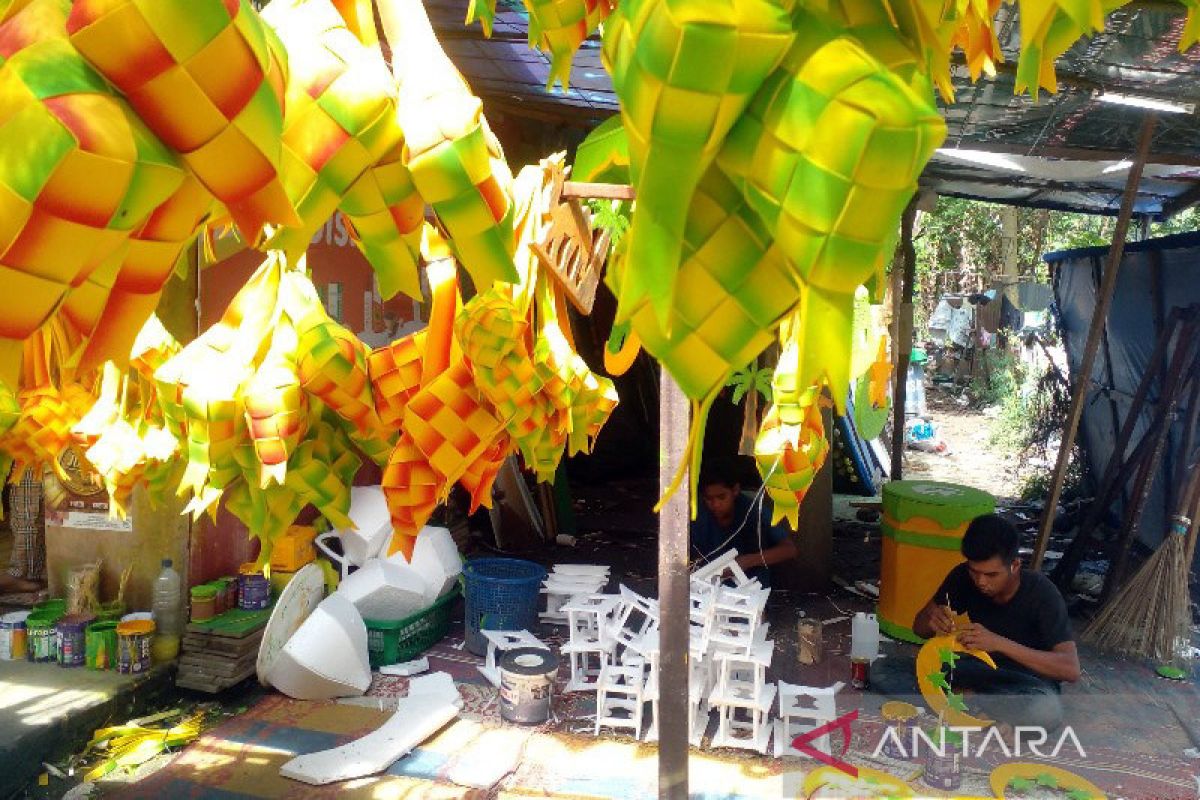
left=562, top=181, right=636, bottom=200
left=890, top=200, right=919, bottom=480
left=936, top=140, right=1200, bottom=169
left=657, top=375, right=689, bottom=798
left=1031, top=114, right=1160, bottom=571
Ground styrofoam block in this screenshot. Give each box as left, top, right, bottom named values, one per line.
left=479, top=630, right=547, bottom=687
left=268, top=594, right=372, bottom=700
left=279, top=677, right=460, bottom=785
left=379, top=657, right=430, bottom=677
left=410, top=525, right=462, bottom=601
left=337, top=559, right=429, bottom=621
left=336, top=486, right=394, bottom=566
left=407, top=671, right=461, bottom=702
left=551, top=564, right=611, bottom=576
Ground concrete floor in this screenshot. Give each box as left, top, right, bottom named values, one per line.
left=0, top=658, right=173, bottom=798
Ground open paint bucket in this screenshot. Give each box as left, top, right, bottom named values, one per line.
left=498, top=647, right=558, bottom=725
left=0, top=610, right=30, bottom=660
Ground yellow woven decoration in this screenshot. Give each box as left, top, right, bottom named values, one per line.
left=0, top=0, right=191, bottom=375
left=459, top=434, right=511, bottom=513
left=243, top=321, right=309, bottom=488
left=264, top=0, right=418, bottom=302
left=129, top=314, right=182, bottom=381
left=0, top=379, right=19, bottom=439
left=74, top=176, right=213, bottom=372
left=382, top=434, right=441, bottom=558
left=717, top=17, right=944, bottom=404
left=287, top=271, right=388, bottom=441
left=340, top=146, right=424, bottom=301
left=601, top=0, right=795, bottom=326
left=755, top=394, right=829, bottom=529
left=523, top=0, right=613, bottom=89
left=377, top=0, right=518, bottom=291
left=402, top=359, right=504, bottom=487
left=67, top=0, right=298, bottom=243
left=367, top=329, right=426, bottom=430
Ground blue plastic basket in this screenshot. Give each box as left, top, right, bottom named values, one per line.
left=462, top=557, right=546, bottom=655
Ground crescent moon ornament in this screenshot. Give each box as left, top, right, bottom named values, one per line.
left=915, top=620, right=998, bottom=729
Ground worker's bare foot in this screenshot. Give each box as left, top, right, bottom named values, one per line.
left=0, top=574, right=44, bottom=594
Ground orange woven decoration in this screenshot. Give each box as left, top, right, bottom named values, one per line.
left=754, top=395, right=829, bottom=529
left=402, top=359, right=504, bottom=487
left=367, top=329, right=426, bottom=430
left=382, top=434, right=441, bottom=559
left=458, top=433, right=511, bottom=513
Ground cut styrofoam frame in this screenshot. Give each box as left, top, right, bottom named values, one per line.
left=280, top=671, right=462, bottom=785
left=267, top=594, right=372, bottom=700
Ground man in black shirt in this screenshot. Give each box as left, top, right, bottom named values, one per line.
left=912, top=514, right=1080, bottom=730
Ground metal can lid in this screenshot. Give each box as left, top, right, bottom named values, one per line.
left=116, top=619, right=157, bottom=636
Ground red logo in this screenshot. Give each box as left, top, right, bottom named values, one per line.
left=791, top=710, right=859, bottom=777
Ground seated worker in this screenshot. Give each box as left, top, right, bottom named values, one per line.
left=689, top=462, right=799, bottom=587
left=913, top=514, right=1080, bottom=730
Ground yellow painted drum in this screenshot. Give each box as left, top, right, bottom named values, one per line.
left=878, top=480, right=995, bottom=643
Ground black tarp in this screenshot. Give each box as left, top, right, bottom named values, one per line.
left=1046, top=231, right=1200, bottom=566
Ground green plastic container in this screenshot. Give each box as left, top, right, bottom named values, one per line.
left=33, top=599, right=67, bottom=617
left=364, top=585, right=460, bottom=668
left=86, top=621, right=119, bottom=670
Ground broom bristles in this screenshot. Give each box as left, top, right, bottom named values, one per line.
left=1083, top=534, right=1192, bottom=662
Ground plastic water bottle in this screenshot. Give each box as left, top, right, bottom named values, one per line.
left=850, top=612, right=880, bottom=661
left=151, top=559, right=182, bottom=662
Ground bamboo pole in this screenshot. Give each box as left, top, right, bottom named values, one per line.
left=1031, top=114, right=1160, bottom=571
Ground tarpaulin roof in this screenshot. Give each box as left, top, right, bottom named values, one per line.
left=426, top=0, right=1200, bottom=216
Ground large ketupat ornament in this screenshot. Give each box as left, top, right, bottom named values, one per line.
left=382, top=435, right=441, bottom=557
left=601, top=0, right=795, bottom=326
left=263, top=0, right=421, bottom=300
left=458, top=434, right=510, bottom=513
left=1011, top=0, right=1126, bottom=98
left=916, top=631, right=996, bottom=729
left=66, top=0, right=298, bottom=243
left=0, top=0, right=191, bottom=383
left=376, top=0, right=518, bottom=291
left=73, top=176, right=212, bottom=372
left=609, top=163, right=802, bottom=506
left=402, top=360, right=504, bottom=488
left=717, top=13, right=944, bottom=407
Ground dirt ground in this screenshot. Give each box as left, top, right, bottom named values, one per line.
left=901, top=385, right=1026, bottom=501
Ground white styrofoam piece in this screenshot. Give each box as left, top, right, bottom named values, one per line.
left=257, top=563, right=325, bottom=687
left=337, top=559, right=428, bottom=621
left=268, top=594, right=372, bottom=700
left=409, top=525, right=462, bottom=601
left=279, top=682, right=460, bottom=785
left=379, top=657, right=430, bottom=677
left=407, top=671, right=460, bottom=702
left=337, top=486, right=394, bottom=565
left=690, top=550, right=739, bottom=585
left=550, top=564, right=610, bottom=576
left=775, top=681, right=844, bottom=758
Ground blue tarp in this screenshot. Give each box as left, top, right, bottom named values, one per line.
left=1045, top=231, right=1200, bottom=563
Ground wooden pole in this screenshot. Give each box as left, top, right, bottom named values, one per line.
left=657, top=373, right=689, bottom=798
left=1031, top=114, right=1159, bottom=571
left=890, top=200, right=919, bottom=480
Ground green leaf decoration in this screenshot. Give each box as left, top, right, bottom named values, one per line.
left=1065, top=790, right=1093, bottom=800
left=938, top=647, right=960, bottom=668
left=926, top=672, right=951, bottom=691
left=945, top=691, right=967, bottom=712
left=606, top=319, right=632, bottom=355
left=1007, top=777, right=1035, bottom=792
left=589, top=200, right=631, bottom=248
left=1036, top=773, right=1059, bottom=788
left=726, top=363, right=773, bottom=405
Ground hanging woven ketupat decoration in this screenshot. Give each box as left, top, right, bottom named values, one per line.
left=66, top=0, right=299, bottom=244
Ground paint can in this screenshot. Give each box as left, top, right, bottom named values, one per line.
left=27, top=614, right=60, bottom=662
left=921, top=730, right=962, bottom=792
left=116, top=619, right=156, bottom=674
left=0, top=610, right=30, bottom=660
left=850, top=657, right=870, bottom=690
left=879, top=701, right=918, bottom=760
left=239, top=564, right=271, bottom=610
left=498, top=647, right=558, bottom=725
left=56, top=613, right=95, bottom=667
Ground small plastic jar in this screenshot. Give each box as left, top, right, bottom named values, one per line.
left=190, top=585, right=218, bottom=622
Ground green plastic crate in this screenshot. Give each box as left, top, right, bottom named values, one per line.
left=364, top=585, right=460, bottom=668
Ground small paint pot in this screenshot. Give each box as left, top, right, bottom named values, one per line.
left=86, top=621, right=119, bottom=670
left=116, top=619, right=156, bottom=674
left=26, top=614, right=60, bottom=663
left=190, top=585, right=218, bottom=622
left=499, top=647, right=558, bottom=725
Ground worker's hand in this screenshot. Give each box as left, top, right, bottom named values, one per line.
left=957, top=623, right=1004, bottom=652
left=928, top=604, right=956, bottom=636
